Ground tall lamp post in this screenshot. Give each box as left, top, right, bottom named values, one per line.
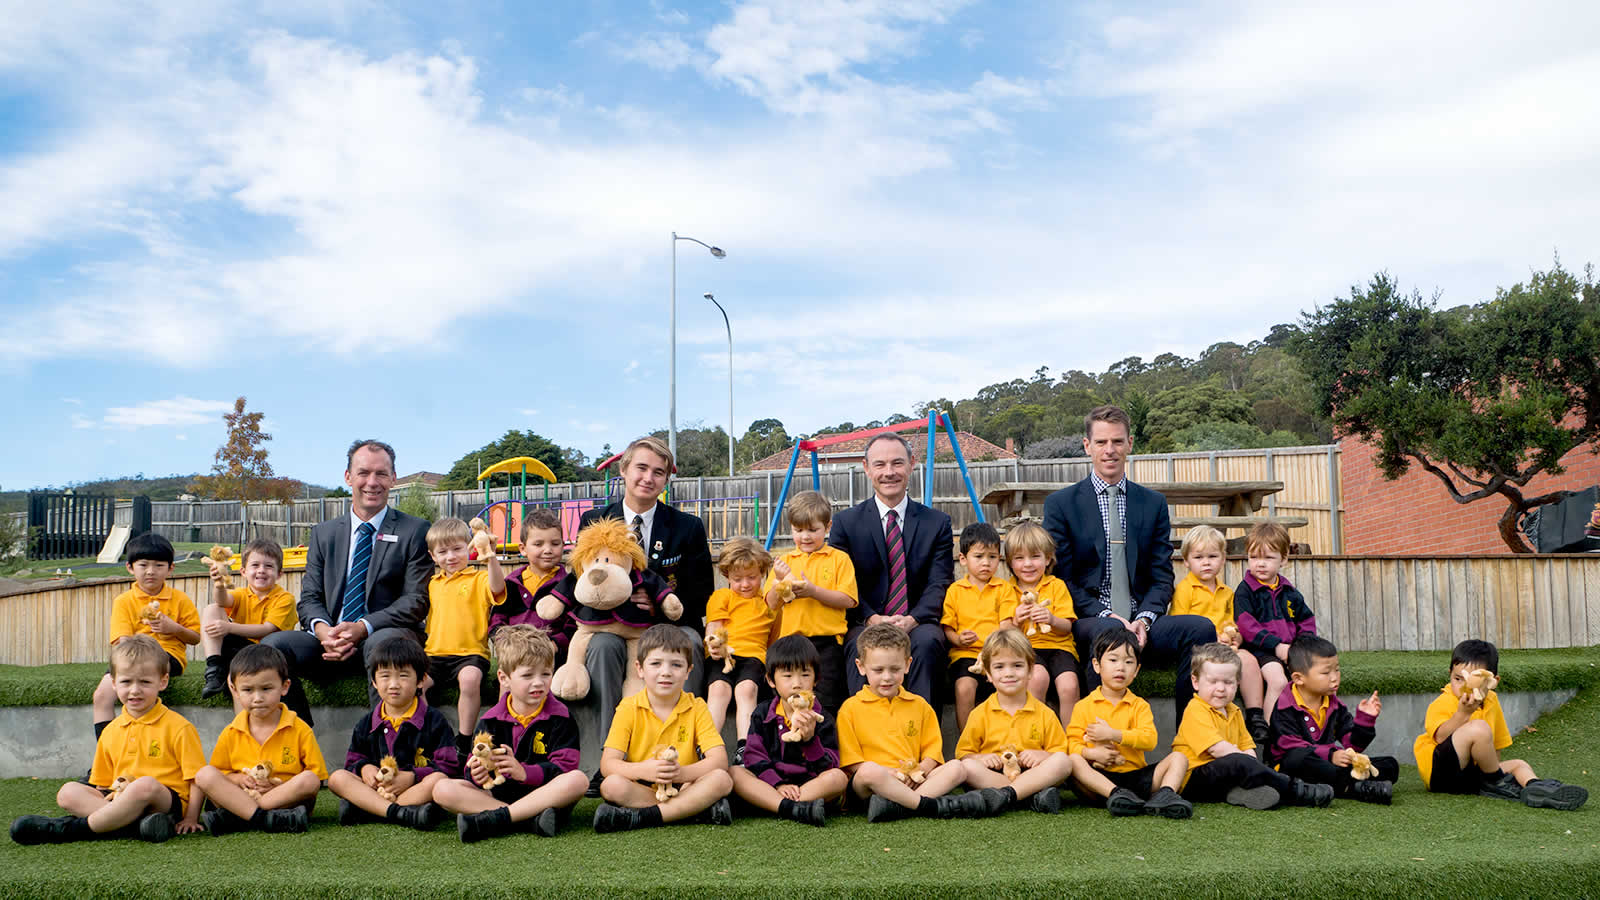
left=704, top=292, right=734, bottom=477
left=670, top=232, right=725, bottom=464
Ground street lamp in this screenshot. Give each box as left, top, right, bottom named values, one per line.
left=704, top=292, right=734, bottom=477
left=670, top=232, right=726, bottom=464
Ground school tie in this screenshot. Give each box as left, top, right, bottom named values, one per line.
left=631, top=515, right=644, bottom=546
left=341, top=521, right=375, bottom=624
left=885, top=510, right=909, bottom=617
left=1106, top=484, right=1133, bottom=619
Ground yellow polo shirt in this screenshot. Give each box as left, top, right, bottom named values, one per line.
left=604, top=690, right=723, bottom=765
left=1169, top=572, right=1236, bottom=636
left=1172, top=697, right=1254, bottom=773
left=999, top=575, right=1077, bottom=654
left=209, top=704, right=329, bottom=779
left=423, top=567, right=506, bottom=658
left=837, top=685, right=943, bottom=768
left=1414, top=687, right=1512, bottom=788
left=941, top=577, right=1016, bottom=662
left=89, top=701, right=205, bottom=814
left=224, top=585, right=298, bottom=636
left=955, top=692, right=1069, bottom=757
left=1065, top=687, right=1159, bottom=771
left=765, top=546, right=858, bottom=641
left=705, top=587, right=776, bottom=661
left=109, top=585, right=200, bottom=672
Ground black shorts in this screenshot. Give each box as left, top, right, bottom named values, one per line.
left=1428, top=734, right=1488, bottom=794
left=705, top=655, right=767, bottom=690
left=948, top=659, right=995, bottom=700
left=104, top=784, right=184, bottom=817
left=1034, top=648, right=1079, bottom=683
left=1247, top=646, right=1283, bottom=669
left=807, top=636, right=847, bottom=712
left=216, top=633, right=254, bottom=664
left=1100, top=765, right=1158, bottom=799
left=427, top=654, right=493, bottom=705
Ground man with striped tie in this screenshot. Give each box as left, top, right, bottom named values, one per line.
left=264, top=440, right=434, bottom=724
left=830, top=433, right=953, bottom=704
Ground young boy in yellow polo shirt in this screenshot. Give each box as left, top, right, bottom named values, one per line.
left=193, top=643, right=326, bottom=834
left=838, top=623, right=1008, bottom=823
left=955, top=629, right=1074, bottom=814
left=942, top=522, right=1016, bottom=733
left=422, top=517, right=507, bottom=734
left=1065, top=628, right=1191, bottom=818
left=595, top=624, right=735, bottom=832
left=998, top=521, right=1080, bottom=724
left=13, top=636, right=204, bottom=844
left=1172, top=642, right=1332, bottom=810
left=765, top=491, right=857, bottom=711
left=92, top=533, right=200, bottom=739
left=705, top=537, right=776, bottom=760
left=201, top=538, right=298, bottom=700
left=1170, top=525, right=1268, bottom=741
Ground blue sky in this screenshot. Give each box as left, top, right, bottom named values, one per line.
left=3, top=1, right=1598, bottom=489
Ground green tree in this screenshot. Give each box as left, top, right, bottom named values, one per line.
left=1143, top=383, right=1253, bottom=449
left=394, top=482, right=438, bottom=522
left=188, top=397, right=298, bottom=501
left=737, top=418, right=791, bottom=469
left=651, top=424, right=733, bottom=478
left=1170, top=421, right=1302, bottom=452
left=1291, top=263, right=1600, bottom=552
left=439, top=430, right=584, bottom=490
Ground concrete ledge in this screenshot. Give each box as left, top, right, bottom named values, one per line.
left=1, top=688, right=1577, bottom=779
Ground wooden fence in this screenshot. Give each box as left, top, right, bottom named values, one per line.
left=4, top=554, right=1594, bottom=667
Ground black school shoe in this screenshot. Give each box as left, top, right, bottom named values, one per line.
left=585, top=769, right=604, bottom=799
left=387, top=802, right=443, bottom=831
left=201, top=663, right=228, bottom=700
left=1244, top=708, right=1271, bottom=745
left=458, top=807, right=514, bottom=843
left=1350, top=779, right=1393, bottom=805
left=137, top=813, right=175, bottom=843
left=1107, top=787, right=1146, bottom=817
left=592, top=803, right=643, bottom=834
left=1520, top=779, right=1588, bottom=811
left=10, top=815, right=85, bottom=845
left=1029, top=788, right=1062, bottom=814
left=1285, top=779, right=1334, bottom=808
left=866, top=795, right=912, bottom=824
left=1225, top=785, right=1281, bottom=810
left=787, top=798, right=826, bottom=827
left=1477, top=771, right=1524, bottom=802
left=701, top=797, right=735, bottom=826
left=1142, top=787, right=1193, bottom=819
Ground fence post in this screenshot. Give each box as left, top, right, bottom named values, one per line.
left=1208, top=451, right=1218, bottom=482
left=1166, top=454, right=1175, bottom=481
left=241, top=502, right=249, bottom=545
left=1327, top=446, right=1343, bottom=554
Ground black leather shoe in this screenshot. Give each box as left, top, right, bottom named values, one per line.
left=261, top=807, right=309, bottom=833
left=1287, top=779, right=1334, bottom=808
left=137, top=813, right=175, bottom=843
left=585, top=770, right=604, bottom=799
left=787, top=798, right=826, bottom=827
left=866, top=795, right=911, bottom=823
left=201, top=664, right=227, bottom=700
left=1350, top=779, right=1393, bottom=805
left=1029, top=788, right=1062, bottom=814
left=9, top=815, right=80, bottom=845
left=1142, top=786, right=1193, bottom=819
left=1521, top=779, right=1588, bottom=811
left=458, top=806, right=514, bottom=843
left=1476, top=771, right=1523, bottom=802
left=203, top=808, right=245, bottom=836
left=592, top=803, right=639, bottom=834
left=1107, top=787, right=1145, bottom=816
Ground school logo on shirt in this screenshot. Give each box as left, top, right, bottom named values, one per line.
left=531, top=731, right=546, bottom=754
left=903, top=719, right=919, bottom=737
left=414, top=748, right=429, bottom=769
left=676, top=725, right=688, bottom=742
left=1028, top=724, right=1041, bottom=742
left=281, top=746, right=295, bottom=766
left=147, top=740, right=162, bottom=758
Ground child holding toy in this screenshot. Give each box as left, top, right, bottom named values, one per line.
left=942, top=522, right=1016, bottom=733
left=955, top=628, right=1074, bottom=814
left=1233, top=522, right=1313, bottom=720
left=434, top=625, right=588, bottom=841
left=422, top=517, right=507, bottom=735
left=732, top=634, right=848, bottom=826
left=12, top=636, right=204, bottom=844
left=997, top=520, right=1079, bottom=724
left=491, top=508, right=573, bottom=661
left=594, top=624, right=735, bottom=832
left=1413, top=639, right=1587, bottom=809
left=92, top=533, right=200, bottom=738
left=1266, top=635, right=1396, bottom=804
left=193, top=643, right=326, bottom=834
left=1065, top=629, right=1193, bottom=818
left=327, top=636, right=461, bottom=830
left=764, top=491, right=857, bottom=712
left=838, top=622, right=1008, bottom=822
left=704, top=537, right=777, bottom=761
left=1169, top=525, right=1267, bottom=741
left=200, top=538, right=297, bottom=700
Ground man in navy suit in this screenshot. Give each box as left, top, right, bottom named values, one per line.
left=829, top=433, right=953, bottom=703
left=264, top=440, right=434, bottom=723
left=1043, top=406, right=1215, bottom=717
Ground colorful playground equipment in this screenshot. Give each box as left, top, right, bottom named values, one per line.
left=761, top=410, right=985, bottom=550
left=475, top=456, right=559, bottom=551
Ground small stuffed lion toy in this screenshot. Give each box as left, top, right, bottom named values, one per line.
left=468, top=518, right=497, bottom=560
left=374, top=756, right=399, bottom=802
left=137, top=599, right=162, bottom=625
left=772, top=574, right=801, bottom=605
left=654, top=746, right=680, bottom=803
left=1462, top=668, right=1499, bottom=704
left=999, top=746, right=1022, bottom=782
left=538, top=518, right=683, bottom=701
left=1221, top=624, right=1241, bottom=646
left=1018, top=590, right=1053, bottom=636
left=1347, top=751, right=1378, bottom=781
left=208, top=545, right=233, bottom=565
left=892, top=759, right=926, bottom=786
left=779, top=691, right=821, bottom=743
left=703, top=624, right=734, bottom=674
left=108, top=776, right=130, bottom=799
left=472, top=732, right=505, bottom=786
left=243, top=761, right=282, bottom=799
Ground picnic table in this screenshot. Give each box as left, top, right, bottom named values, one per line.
left=980, top=481, right=1308, bottom=532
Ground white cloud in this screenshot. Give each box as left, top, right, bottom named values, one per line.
left=102, top=396, right=232, bottom=428
left=518, top=408, right=540, bottom=417
left=61, top=397, right=82, bottom=405
left=70, top=414, right=95, bottom=430
left=613, top=33, right=698, bottom=71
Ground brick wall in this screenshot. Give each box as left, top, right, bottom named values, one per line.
left=1341, top=436, right=1600, bottom=554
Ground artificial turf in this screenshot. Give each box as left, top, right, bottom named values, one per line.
left=2, top=675, right=1596, bottom=898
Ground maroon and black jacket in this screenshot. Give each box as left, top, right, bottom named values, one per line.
left=1235, top=572, right=1316, bottom=654
left=490, top=564, right=574, bottom=656
left=1266, top=689, right=1376, bottom=766
left=343, top=697, right=462, bottom=779
left=469, top=693, right=581, bottom=795
left=741, top=696, right=840, bottom=787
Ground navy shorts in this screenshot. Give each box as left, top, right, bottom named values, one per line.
left=1428, top=733, right=1490, bottom=794
left=1034, top=648, right=1079, bottom=682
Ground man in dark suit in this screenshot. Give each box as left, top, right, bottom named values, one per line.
left=1044, top=406, right=1215, bottom=718
left=829, top=433, right=953, bottom=703
left=577, top=436, right=715, bottom=740
left=263, top=440, right=434, bottom=723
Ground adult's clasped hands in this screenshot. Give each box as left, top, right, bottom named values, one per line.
left=316, top=621, right=368, bottom=661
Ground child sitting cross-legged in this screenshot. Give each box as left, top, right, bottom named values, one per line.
left=704, top=537, right=777, bottom=763
left=193, top=643, right=326, bottom=835
left=839, top=622, right=1009, bottom=823
left=327, top=635, right=461, bottom=831
left=731, top=634, right=849, bottom=826
left=594, top=624, right=735, bottom=832
left=12, top=636, right=205, bottom=844
left=1267, top=635, right=1398, bottom=805
left=1065, top=628, right=1192, bottom=818
left=955, top=628, right=1074, bottom=814
left=434, top=625, right=589, bottom=842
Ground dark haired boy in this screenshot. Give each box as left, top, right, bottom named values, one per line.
left=941, top=522, right=1017, bottom=733
left=1414, top=639, right=1586, bottom=810
left=194, top=644, right=326, bottom=834
left=1266, top=635, right=1396, bottom=804
left=92, top=533, right=200, bottom=736
left=731, top=634, right=848, bottom=826
left=490, top=508, right=573, bottom=657
left=326, top=636, right=460, bottom=830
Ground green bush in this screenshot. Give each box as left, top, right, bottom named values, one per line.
left=394, top=482, right=438, bottom=522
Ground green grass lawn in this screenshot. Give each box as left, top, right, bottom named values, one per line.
left=1, top=681, right=1596, bottom=898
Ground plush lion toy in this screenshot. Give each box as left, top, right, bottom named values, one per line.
left=772, top=574, right=801, bottom=605
left=654, top=746, right=680, bottom=803
left=892, top=759, right=926, bottom=786
left=208, top=545, right=233, bottom=565
left=137, top=599, right=162, bottom=625
left=1347, top=751, right=1377, bottom=781
left=472, top=732, right=504, bottom=786
left=1462, top=668, right=1499, bottom=704
left=243, top=761, right=281, bottom=799
left=468, top=518, right=497, bottom=561
left=1221, top=624, right=1241, bottom=646
left=704, top=624, right=734, bottom=673
left=374, top=756, right=399, bottom=802
left=999, top=746, right=1022, bottom=781
left=538, top=518, right=683, bottom=700
left=1018, top=590, right=1052, bottom=636
left=779, top=691, right=821, bottom=742
left=108, top=776, right=130, bottom=799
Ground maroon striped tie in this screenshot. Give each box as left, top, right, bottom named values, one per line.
left=885, top=510, right=909, bottom=617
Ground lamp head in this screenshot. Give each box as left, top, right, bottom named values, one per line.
left=703, top=293, right=714, bottom=300
left=708, top=246, right=726, bottom=258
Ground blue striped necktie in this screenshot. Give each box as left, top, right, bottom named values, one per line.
left=342, top=521, right=375, bottom=623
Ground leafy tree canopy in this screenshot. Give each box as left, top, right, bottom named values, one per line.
left=439, top=430, right=600, bottom=490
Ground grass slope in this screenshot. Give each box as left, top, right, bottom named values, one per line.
left=1, top=679, right=1596, bottom=898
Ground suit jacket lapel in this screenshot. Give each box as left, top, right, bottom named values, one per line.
left=329, top=513, right=352, bottom=617
left=901, top=502, right=924, bottom=566
left=366, top=508, right=394, bottom=593
left=1075, top=480, right=1106, bottom=565
left=651, top=501, right=673, bottom=557
left=864, top=500, right=889, bottom=568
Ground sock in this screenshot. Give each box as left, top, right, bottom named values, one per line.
left=999, top=787, right=1018, bottom=806
left=93, top=721, right=108, bottom=739
left=916, top=797, right=938, bottom=816
left=778, top=798, right=796, bottom=818
left=637, top=806, right=664, bottom=828
left=248, top=808, right=268, bottom=826
left=385, top=802, right=403, bottom=822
